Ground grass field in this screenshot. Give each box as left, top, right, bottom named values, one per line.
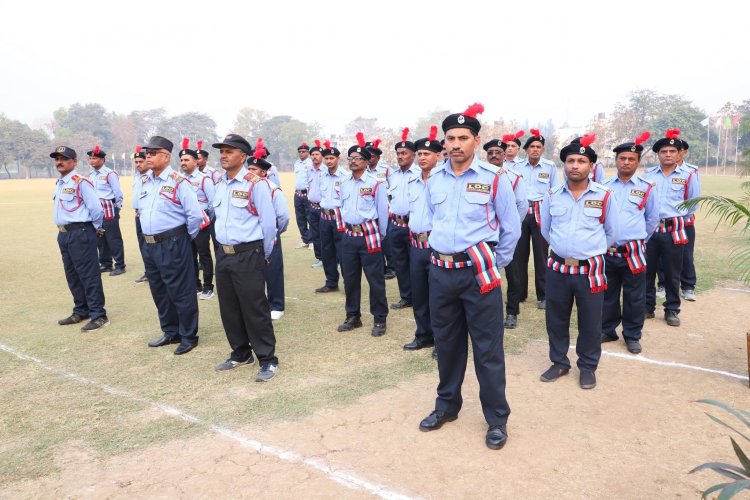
left=0, top=173, right=747, bottom=486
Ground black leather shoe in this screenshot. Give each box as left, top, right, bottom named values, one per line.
left=600, top=334, right=618, bottom=343
left=58, top=313, right=88, bottom=325
left=403, top=338, right=434, bottom=351
left=504, top=314, right=517, bottom=329
left=537, top=299, right=546, bottom=310
left=99, top=266, right=113, bottom=273
left=486, top=425, right=508, bottom=450
left=390, top=299, right=412, bottom=310
left=371, top=323, right=387, bottom=337
left=337, top=316, right=363, bottom=332
left=109, top=268, right=126, bottom=276
left=579, top=370, right=597, bottom=389
left=431, top=348, right=437, bottom=360
left=384, top=269, right=396, bottom=280
left=419, top=411, right=457, bottom=432
left=315, top=285, right=339, bottom=293
left=540, top=364, right=570, bottom=382
left=148, top=335, right=180, bottom=347
left=625, top=338, right=642, bottom=354
left=174, top=341, right=197, bottom=355
left=645, top=311, right=655, bottom=319
left=665, top=310, right=680, bottom=327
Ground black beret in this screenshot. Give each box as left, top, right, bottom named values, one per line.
left=144, top=136, right=174, bottom=152
left=212, top=134, right=252, bottom=155
left=323, top=146, right=341, bottom=157
left=179, top=148, right=198, bottom=159
left=348, top=144, right=372, bottom=161
left=132, top=146, right=146, bottom=159
left=365, top=141, right=383, bottom=156
left=395, top=140, right=416, bottom=152
left=560, top=136, right=597, bottom=163
left=442, top=103, right=484, bottom=135
left=86, top=146, right=106, bottom=158
left=297, top=142, right=310, bottom=151
left=50, top=145, right=77, bottom=159
left=523, top=130, right=545, bottom=149
left=681, top=140, right=689, bottom=150
left=612, top=142, right=644, bottom=155
left=652, top=129, right=683, bottom=152
left=196, top=141, right=209, bottom=157
left=483, top=139, right=507, bottom=152
left=247, top=155, right=273, bottom=170
left=415, top=137, right=442, bottom=153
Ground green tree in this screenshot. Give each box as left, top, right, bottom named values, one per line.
left=52, top=103, right=114, bottom=146
left=158, top=112, right=218, bottom=146
left=0, top=114, right=52, bottom=178
left=258, top=115, right=321, bottom=170
left=233, top=108, right=269, bottom=137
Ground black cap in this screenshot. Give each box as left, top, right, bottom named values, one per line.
left=196, top=141, right=209, bottom=157
left=441, top=103, right=484, bottom=135
left=50, top=146, right=77, bottom=159
left=365, top=141, right=383, bottom=156
left=395, top=128, right=416, bottom=152
left=613, top=132, right=651, bottom=156
left=348, top=144, right=372, bottom=160
left=86, top=145, right=106, bottom=158
left=560, top=135, right=597, bottom=163
left=523, top=129, right=545, bottom=149
left=298, top=142, right=310, bottom=151
left=322, top=141, right=341, bottom=157
left=144, top=136, right=174, bottom=152
left=415, top=138, right=442, bottom=153
left=483, top=139, right=507, bottom=152
left=681, top=140, right=689, bottom=151
left=179, top=148, right=198, bottom=159
left=652, top=129, right=683, bottom=153
left=212, top=134, right=252, bottom=155
left=247, top=156, right=273, bottom=170
left=132, top=146, right=146, bottom=159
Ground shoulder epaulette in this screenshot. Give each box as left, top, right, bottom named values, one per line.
left=478, top=160, right=500, bottom=175
left=243, top=172, right=261, bottom=183
left=169, top=172, right=187, bottom=183
left=549, top=184, right=565, bottom=195
left=600, top=176, right=615, bottom=185
left=71, top=174, right=83, bottom=183
left=540, top=157, right=556, bottom=166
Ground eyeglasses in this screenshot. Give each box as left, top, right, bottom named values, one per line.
left=145, top=150, right=167, bottom=157
left=348, top=156, right=366, bottom=162
left=487, top=151, right=504, bottom=157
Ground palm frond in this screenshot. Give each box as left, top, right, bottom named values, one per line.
left=681, top=194, right=750, bottom=233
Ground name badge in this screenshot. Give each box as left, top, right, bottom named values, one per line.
left=672, top=177, right=687, bottom=185
left=231, top=190, right=248, bottom=199
left=584, top=199, right=603, bottom=208
left=160, top=186, right=175, bottom=194
left=466, top=183, right=490, bottom=194
left=191, top=180, right=200, bottom=187
left=537, top=172, right=550, bottom=179
left=630, top=189, right=645, bottom=197
left=139, top=190, right=148, bottom=199
left=99, top=175, right=108, bottom=181
left=61, top=187, right=76, bottom=194
left=360, top=187, right=373, bottom=195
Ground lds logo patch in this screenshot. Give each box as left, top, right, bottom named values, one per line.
left=160, top=186, right=175, bottom=194
left=191, top=180, right=200, bottom=187
left=359, top=187, right=374, bottom=195
left=61, top=187, right=76, bottom=194
left=466, top=183, right=490, bottom=194
left=672, top=177, right=687, bottom=185
left=630, top=189, right=645, bottom=197
left=584, top=199, right=604, bottom=208
left=99, top=175, right=108, bottom=180
left=231, top=190, right=249, bottom=199
left=537, top=172, right=550, bottom=179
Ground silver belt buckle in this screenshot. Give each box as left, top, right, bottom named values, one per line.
left=564, top=258, right=578, bottom=266
left=222, top=244, right=236, bottom=254
left=144, top=235, right=156, bottom=244
left=439, top=253, right=454, bottom=263
left=58, top=225, right=67, bottom=233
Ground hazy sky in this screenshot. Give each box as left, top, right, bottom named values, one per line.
left=2, top=0, right=748, bottom=135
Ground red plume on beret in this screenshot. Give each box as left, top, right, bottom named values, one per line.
left=462, top=103, right=484, bottom=118
left=373, top=139, right=382, bottom=149
left=314, top=139, right=321, bottom=149
left=93, top=145, right=100, bottom=155
left=182, top=137, right=189, bottom=150
left=324, top=139, right=331, bottom=150
left=665, top=128, right=681, bottom=139
left=135, top=145, right=142, bottom=153
left=580, top=134, right=596, bottom=148
left=515, top=130, right=525, bottom=139
left=197, top=140, right=203, bottom=150
left=356, top=132, right=366, bottom=148
left=502, top=133, right=514, bottom=142
left=530, top=128, right=540, bottom=138
left=428, top=125, right=438, bottom=142
left=253, top=137, right=266, bottom=159
left=635, top=131, right=651, bottom=145
left=301, top=142, right=308, bottom=148
left=401, top=128, right=410, bottom=141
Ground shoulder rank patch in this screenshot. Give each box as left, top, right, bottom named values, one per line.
left=466, top=183, right=491, bottom=194
left=169, top=172, right=186, bottom=184
left=630, top=189, right=646, bottom=197
left=71, top=174, right=82, bottom=183
left=61, top=187, right=76, bottom=194
left=243, top=172, right=260, bottom=183
left=584, top=199, right=603, bottom=208
left=141, top=175, right=148, bottom=184
left=231, top=189, right=249, bottom=199
left=672, top=177, right=687, bottom=185
left=160, top=185, right=175, bottom=194
left=360, top=187, right=374, bottom=195
left=537, top=172, right=550, bottom=179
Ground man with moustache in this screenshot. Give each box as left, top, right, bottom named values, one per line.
left=503, top=130, right=524, bottom=168
left=676, top=140, right=699, bottom=302
left=131, top=145, right=150, bottom=284
left=366, top=139, right=396, bottom=280
left=52, top=146, right=109, bottom=332
left=140, top=136, right=203, bottom=355
left=87, top=145, right=126, bottom=276
left=196, top=141, right=221, bottom=184
left=307, top=140, right=325, bottom=269
left=293, top=142, right=313, bottom=249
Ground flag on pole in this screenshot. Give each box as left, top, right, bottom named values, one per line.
left=732, top=113, right=741, bottom=127
left=700, top=117, right=710, bottom=127
left=724, top=116, right=732, bottom=128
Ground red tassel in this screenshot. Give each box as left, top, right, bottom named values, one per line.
left=462, top=102, right=484, bottom=118
left=590, top=284, right=608, bottom=294
left=635, top=131, right=650, bottom=145
left=314, top=139, right=321, bottom=149
left=515, top=130, right=525, bottom=139
left=135, top=145, right=142, bottom=153
left=580, top=134, right=596, bottom=148
left=401, top=128, right=410, bottom=141
left=665, top=128, right=681, bottom=140
left=479, top=280, right=502, bottom=295
left=501, top=133, right=514, bottom=143
left=356, top=132, right=366, bottom=147
left=324, top=139, right=331, bottom=150
left=301, top=142, right=308, bottom=148
left=182, top=137, right=189, bottom=150
left=254, top=137, right=266, bottom=160
left=428, top=125, right=438, bottom=142
left=93, top=145, right=100, bottom=155
left=530, top=128, right=540, bottom=138
left=196, top=140, right=203, bottom=150
left=373, top=139, right=382, bottom=149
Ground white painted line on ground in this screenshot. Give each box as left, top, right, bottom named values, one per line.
left=721, top=287, right=750, bottom=293
left=0, top=342, right=415, bottom=500
left=599, top=349, right=749, bottom=382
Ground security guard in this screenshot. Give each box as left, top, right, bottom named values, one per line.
left=483, top=138, right=527, bottom=328
left=388, top=128, right=419, bottom=309
left=196, top=141, right=221, bottom=184
left=247, top=138, right=290, bottom=321
left=600, top=133, right=660, bottom=354
left=293, top=142, right=313, bottom=249
left=140, top=136, right=203, bottom=355
left=307, top=140, right=325, bottom=268
left=539, top=135, right=619, bottom=389
left=52, top=146, right=110, bottom=332
left=366, top=139, right=395, bottom=280
left=315, top=140, right=349, bottom=293
left=403, top=126, right=441, bottom=357
left=131, top=145, right=150, bottom=284
left=211, top=134, right=279, bottom=381
left=677, top=139, right=699, bottom=301
left=337, top=132, right=390, bottom=336
left=87, top=145, right=126, bottom=275
left=418, top=104, right=521, bottom=451
left=515, top=129, right=559, bottom=310
left=643, top=129, right=701, bottom=326
left=179, top=138, right=216, bottom=299
left=503, top=130, right=524, bottom=167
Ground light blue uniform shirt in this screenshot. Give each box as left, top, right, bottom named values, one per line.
left=294, top=157, right=312, bottom=190
left=541, top=181, right=619, bottom=259
left=132, top=173, right=146, bottom=210
left=54, top=171, right=104, bottom=228
left=200, top=165, right=222, bottom=185
left=89, top=165, right=123, bottom=208
left=427, top=156, right=521, bottom=268
left=601, top=174, right=660, bottom=244
left=340, top=172, right=389, bottom=238
left=213, top=167, right=277, bottom=258
left=138, top=166, right=203, bottom=239
left=503, top=157, right=522, bottom=169
left=517, top=158, right=560, bottom=202
left=503, top=166, right=527, bottom=221
left=388, top=164, right=419, bottom=216
left=320, top=167, right=349, bottom=210
left=307, top=164, right=325, bottom=203
left=367, top=164, right=391, bottom=188
left=591, top=162, right=604, bottom=183
left=268, top=179, right=290, bottom=234
left=407, top=173, right=433, bottom=234
left=642, top=164, right=701, bottom=218
left=267, top=164, right=280, bottom=186
left=184, top=169, right=216, bottom=211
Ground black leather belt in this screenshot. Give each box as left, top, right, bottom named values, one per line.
left=550, top=251, right=588, bottom=267
left=295, top=189, right=308, bottom=195
left=346, top=223, right=364, bottom=232
left=57, top=222, right=92, bottom=232
left=321, top=208, right=337, bottom=216
left=528, top=200, right=541, bottom=207
left=412, top=231, right=430, bottom=242
left=220, top=240, right=262, bottom=255
left=432, top=242, right=496, bottom=263
left=390, top=214, right=409, bottom=224
left=143, top=225, right=187, bottom=244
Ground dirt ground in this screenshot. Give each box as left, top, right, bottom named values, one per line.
left=4, top=287, right=749, bottom=499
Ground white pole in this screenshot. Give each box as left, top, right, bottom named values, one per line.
left=735, top=122, right=740, bottom=176
left=705, top=118, right=710, bottom=172
left=716, top=118, right=723, bottom=175
left=723, top=124, right=730, bottom=174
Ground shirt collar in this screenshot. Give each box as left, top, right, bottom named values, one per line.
left=59, top=170, right=76, bottom=183
left=561, top=179, right=595, bottom=195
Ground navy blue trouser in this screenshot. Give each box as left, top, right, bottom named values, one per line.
left=681, top=224, right=697, bottom=290
left=307, top=204, right=322, bottom=260
left=320, top=217, right=343, bottom=288
left=387, top=222, right=411, bottom=301
left=135, top=215, right=146, bottom=262
left=216, top=242, right=278, bottom=364
left=341, top=234, right=388, bottom=323
left=646, top=232, right=684, bottom=314
left=516, top=212, right=548, bottom=302
left=98, top=206, right=125, bottom=270
left=142, top=229, right=199, bottom=344
left=58, top=223, right=106, bottom=320
left=191, top=223, right=214, bottom=291
left=383, top=225, right=394, bottom=274
left=409, top=246, right=433, bottom=341
left=294, top=193, right=311, bottom=244
left=602, top=254, right=646, bottom=340
left=545, top=268, right=603, bottom=372
left=262, top=235, right=285, bottom=312
left=504, top=255, right=523, bottom=316
left=429, top=265, right=510, bottom=426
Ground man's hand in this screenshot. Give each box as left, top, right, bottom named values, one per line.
left=96, top=228, right=106, bottom=238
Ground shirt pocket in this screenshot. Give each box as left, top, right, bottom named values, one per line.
left=536, top=174, right=551, bottom=184
left=359, top=193, right=376, bottom=211
left=430, top=191, right=448, bottom=206
left=628, top=194, right=644, bottom=208
left=230, top=197, right=249, bottom=209
left=463, top=190, right=491, bottom=221
left=582, top=206, right=602, bottom=219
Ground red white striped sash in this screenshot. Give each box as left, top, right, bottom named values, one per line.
left=100, top=199, right=115, bottom=220
left=466, top=242, right=503, bottom=294
left=321, top=208, right=345, bottom=232
left=606, top=240, right=647, bottom=274
left=409, top=230, right=430, bottom=249
left=655, top=217, right=688, bottom=245
left=684, top=214, right=695, bottom=227
left=527, top=200, right=542, bottom=228
left=547, top=254, right=608, bottom=293
left=345, top=220, right=381, bottom=253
